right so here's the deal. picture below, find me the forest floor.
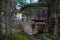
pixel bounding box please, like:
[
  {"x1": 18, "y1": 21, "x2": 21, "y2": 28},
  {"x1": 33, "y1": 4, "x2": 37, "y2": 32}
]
[
  {"x1": 3, "y1": 29, "x2": 60, "y2": 40},
  {"x1": 12, "y1": 29, "x2": 60, "y2": 40}
]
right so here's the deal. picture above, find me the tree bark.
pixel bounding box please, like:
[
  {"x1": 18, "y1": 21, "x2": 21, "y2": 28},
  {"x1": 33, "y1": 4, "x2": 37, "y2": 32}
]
[
  {"x1": 48, "y1": 0, "x2": 58, "y2": 35},
  {"x1": 0, "y1": 0, "x2": 2, "y2": 40},
  {"x1": 5, "y1": 0, "x2": 12, "y2": 40}
]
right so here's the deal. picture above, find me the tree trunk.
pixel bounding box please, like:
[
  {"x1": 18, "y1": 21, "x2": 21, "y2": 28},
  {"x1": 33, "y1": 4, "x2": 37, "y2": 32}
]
[
  {"x1": 5, "y1": 0, "x2": 12, "y2": 40},
  {"x1": 0, "y1": 14, "x2": 2, "y2": 40},
  {"x1": 0, "y1": 0, "x2": 2, "y2": 40},
  {"x1": 48, "y1": 0, "x2": 58, "y2": 35}
]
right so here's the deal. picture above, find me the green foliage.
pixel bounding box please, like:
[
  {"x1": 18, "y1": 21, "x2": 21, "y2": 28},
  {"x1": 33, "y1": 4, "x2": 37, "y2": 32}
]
[
  {"x1": 2, "y1": 29, "x2": 60, "y2": 40},
  {"x1": 12, "y1": 29, "x2": 28, "y2": 40},
  {"x1": 44, "y1": 37, "x2": 52, "y2": 40},
  {"x1": 2, "y1": 21, "x2": 5, "y2": 29},
  {"x1": 12, "y1": 34, "x2": 28, "y2": 40},
  {"x1": 33, "y1": 33, "x2": 60, "y2": 40},
  {"x1": 2, "y1": 33, "x2": 6, "y2": 40}
]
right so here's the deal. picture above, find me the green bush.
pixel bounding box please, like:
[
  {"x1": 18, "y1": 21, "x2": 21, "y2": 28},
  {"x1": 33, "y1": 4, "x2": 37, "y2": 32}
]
[
  {"x1": 33, "y1": 33, "x2": 60, "y2": 40},
  {"x1": 12, "y1": 34, "x2": 28, "y2": 40},
  {"x1": 2, "y1": 34, "x2": 6, "y2": 40}
]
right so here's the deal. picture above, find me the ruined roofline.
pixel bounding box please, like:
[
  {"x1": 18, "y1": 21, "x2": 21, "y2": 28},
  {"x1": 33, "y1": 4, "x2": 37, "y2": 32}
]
[{"x1": 20, "y1": 2, "x2": 47, "y2": 11}]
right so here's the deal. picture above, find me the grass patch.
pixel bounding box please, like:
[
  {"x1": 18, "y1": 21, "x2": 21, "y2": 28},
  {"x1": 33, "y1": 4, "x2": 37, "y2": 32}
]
[{"x1": 12, "y1": 34, "x2": 28, "y2": 40}]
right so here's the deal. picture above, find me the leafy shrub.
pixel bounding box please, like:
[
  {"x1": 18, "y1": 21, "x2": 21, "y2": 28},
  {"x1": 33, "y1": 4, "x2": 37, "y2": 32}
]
[
  {"x1": 33, "y1": 33, "x2": 60, "y2": 40},
  {"x1": 12, "y1": 35, "x2": 27, "y2": 40},
  {"x1": 2, "y1": 34, "x2": 6, "y2": 40}
]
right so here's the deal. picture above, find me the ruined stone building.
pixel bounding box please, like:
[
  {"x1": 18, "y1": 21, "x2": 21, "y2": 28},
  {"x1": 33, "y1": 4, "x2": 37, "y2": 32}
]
[{"x1": 20, "y1": 0, "x2": 60, "y2": 35}]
